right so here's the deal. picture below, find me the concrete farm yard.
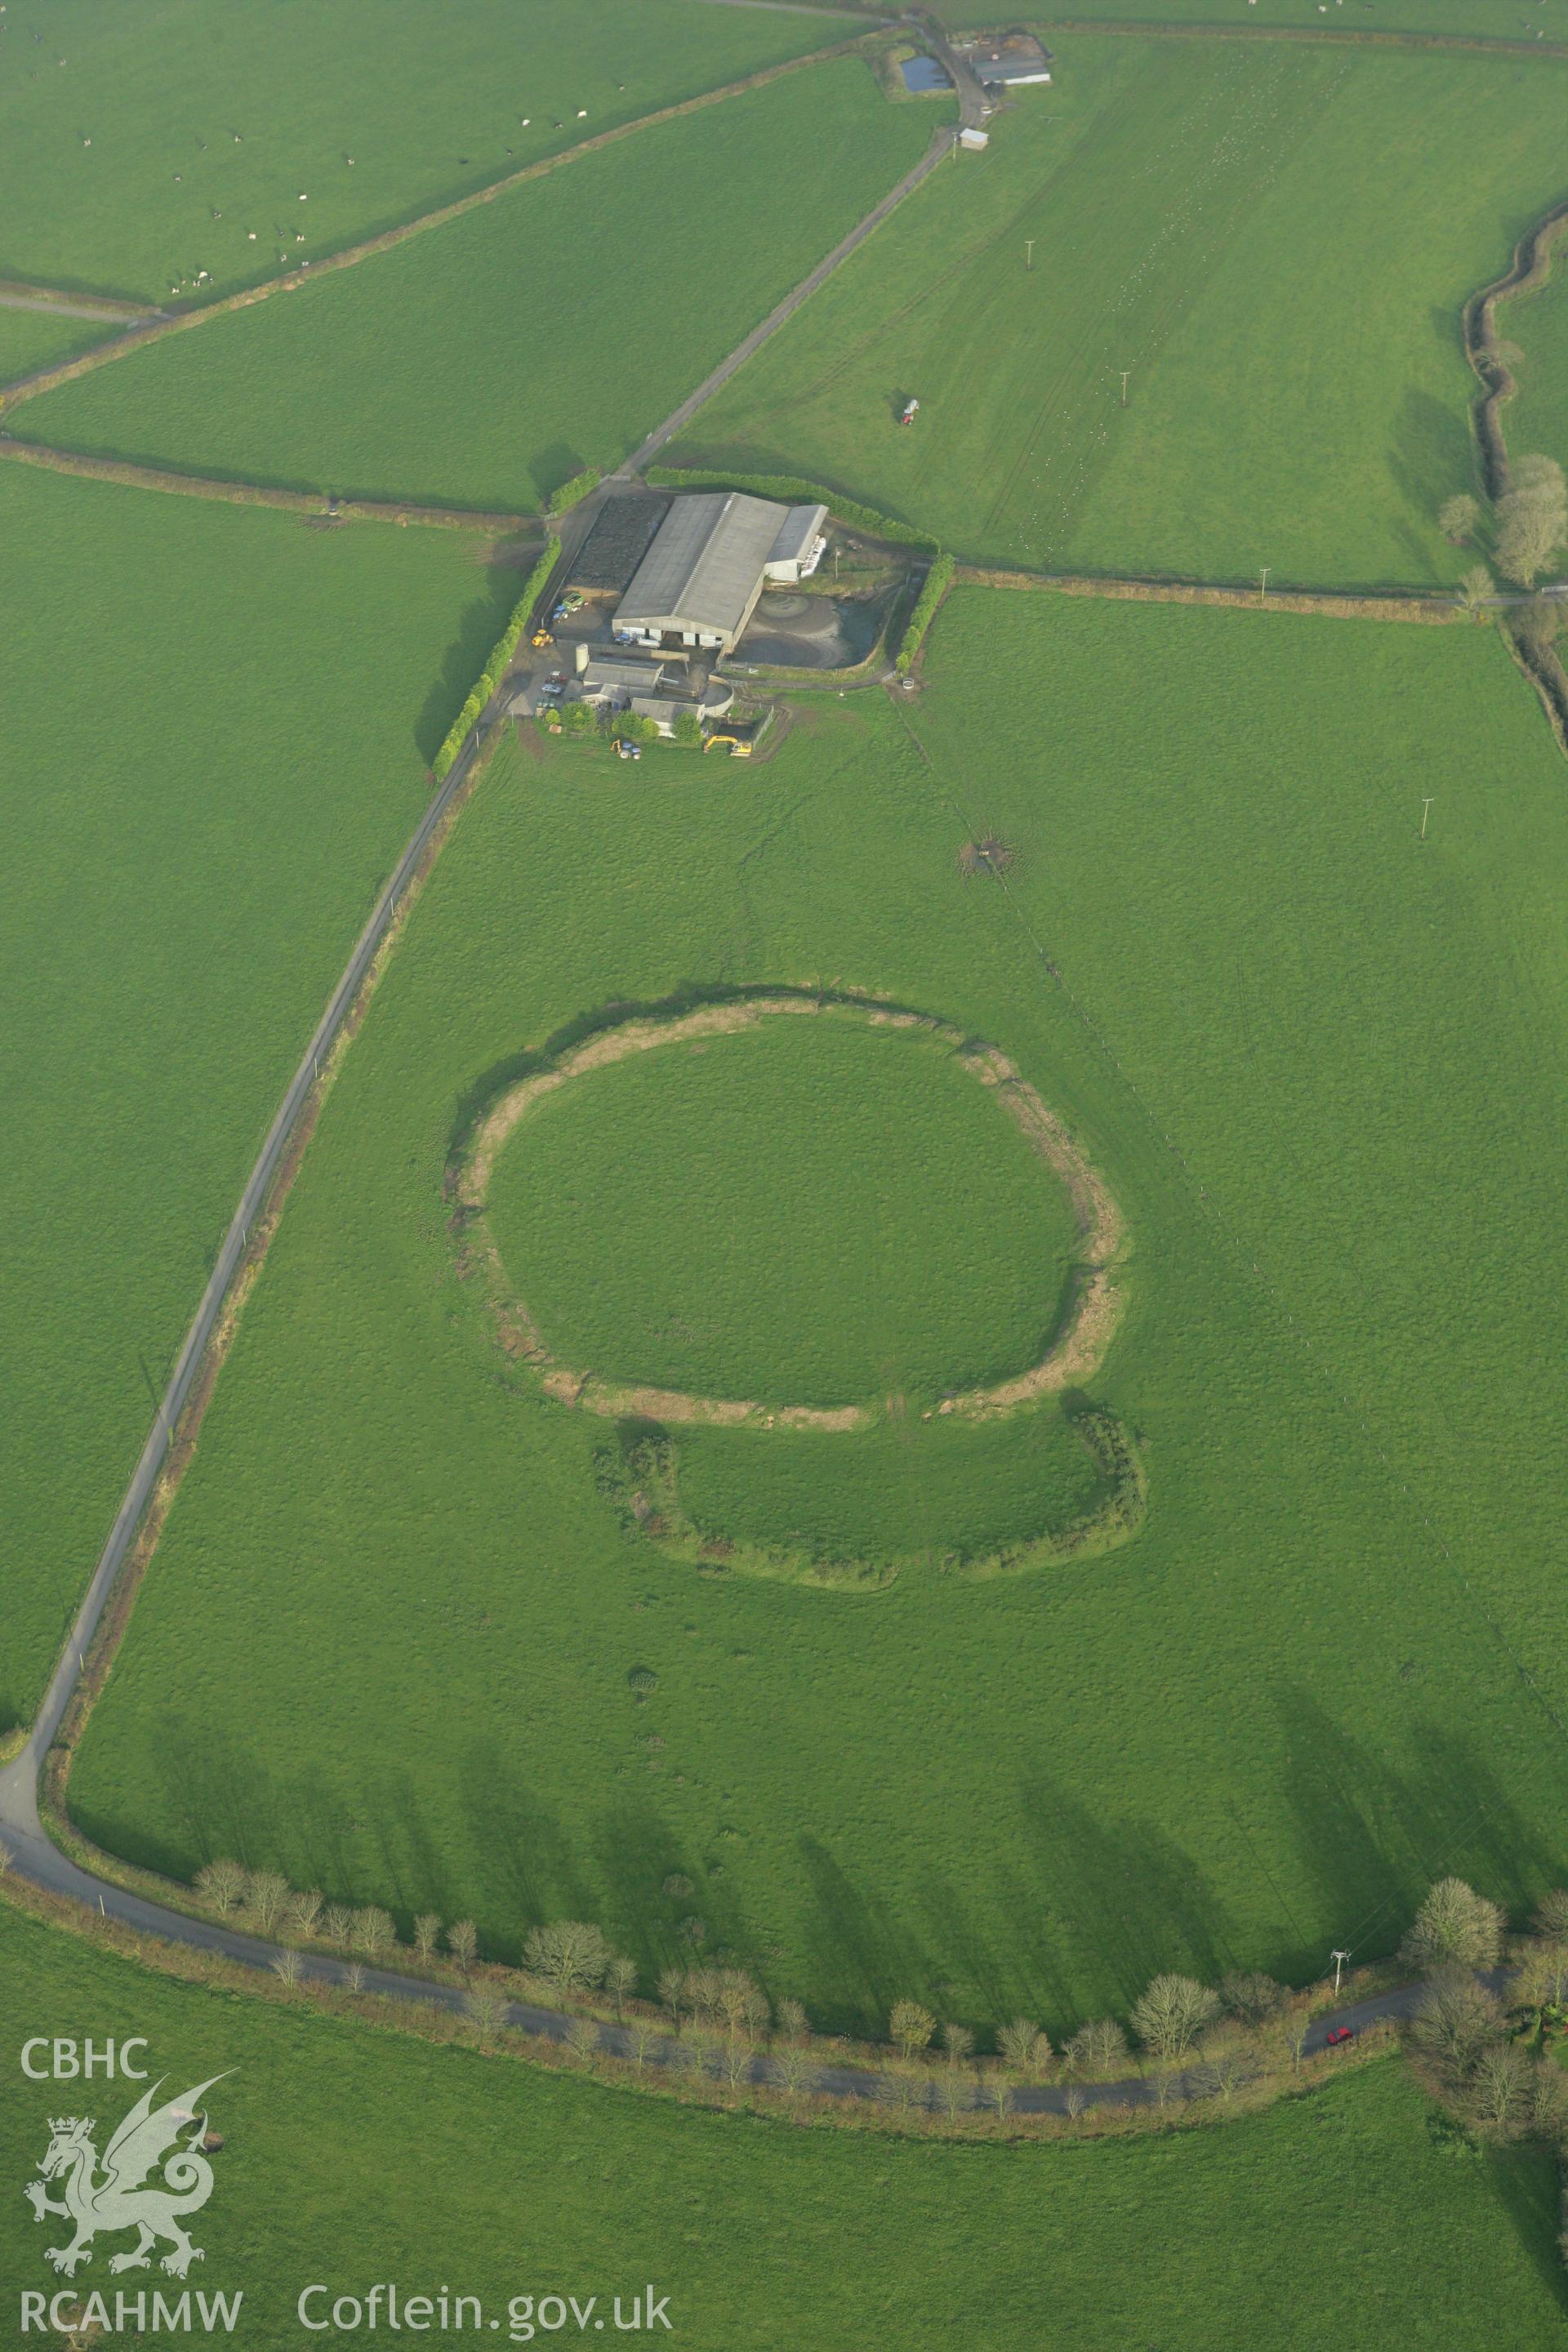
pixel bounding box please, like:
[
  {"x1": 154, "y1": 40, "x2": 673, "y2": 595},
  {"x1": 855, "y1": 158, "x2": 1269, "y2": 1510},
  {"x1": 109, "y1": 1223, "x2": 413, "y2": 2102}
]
[{"x1": 8, "y1": 0, "x2": 1568, "y2": 2336}]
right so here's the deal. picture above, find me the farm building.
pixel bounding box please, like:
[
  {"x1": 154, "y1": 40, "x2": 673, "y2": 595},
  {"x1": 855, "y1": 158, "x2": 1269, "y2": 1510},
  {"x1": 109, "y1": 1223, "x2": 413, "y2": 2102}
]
[
  {"x1": 954, "y1": 33, "x2": 1052, "y2": 85},
  {"x1": 614, "y1": 491, "x2": 826, "y2": 652},
  {"x1": 764, "y1": 502, "x2": 829, "y2": 583}
]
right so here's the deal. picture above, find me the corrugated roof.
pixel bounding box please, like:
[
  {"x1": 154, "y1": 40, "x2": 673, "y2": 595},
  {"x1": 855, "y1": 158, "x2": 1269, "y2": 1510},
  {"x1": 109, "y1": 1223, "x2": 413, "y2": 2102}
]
[
  {"x1": 767, "y1": 504, "x2": 828, "y2": 566},
  {"x1": 615, "y1": 492, "x2": 787, "y2": 639}
]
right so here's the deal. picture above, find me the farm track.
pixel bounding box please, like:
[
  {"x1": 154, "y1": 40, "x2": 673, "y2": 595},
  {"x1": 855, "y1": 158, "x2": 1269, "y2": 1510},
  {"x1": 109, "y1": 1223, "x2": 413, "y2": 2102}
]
[
  {"x1": 0, "y1": 436, "x2": 540, "y2": 536},
  {"x1": 0, "y1": 287, "x2": 159, "y2": 324}
]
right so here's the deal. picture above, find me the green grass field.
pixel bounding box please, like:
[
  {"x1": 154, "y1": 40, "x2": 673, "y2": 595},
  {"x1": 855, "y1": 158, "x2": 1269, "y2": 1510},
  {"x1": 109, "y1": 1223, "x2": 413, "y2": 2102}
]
[
  {"x1": 66, "y1": 592, "x2": 1568, "y2": 2038},
  {"x1": 1501, "y1": 238, "x2": 1568, "y2": 486},
  {"x1": 0, "y1": 0, "x2": 840, "y2": 304},
  {"x1": 0, "y1": 301, "x2": 122, "y2": 381},
  {"x1": 484, "y1": 1013, "x2": 1080, "y2": 1409},
  {"x1": 943, "y1": 0, "x2": 1568, "y2": 31},
  {"x1": 0, "y1": 462, "x2": 523, "y2": 1735},
  {"x1": 2, "y1": 1901, "x2": 1563, "y2": 2349},
  {"x1": 668, "y1": 36, "x2": 1568, "y2": 586},
  {"x1": 12, "y1": 60, "x2": 937, "y2": 512}
]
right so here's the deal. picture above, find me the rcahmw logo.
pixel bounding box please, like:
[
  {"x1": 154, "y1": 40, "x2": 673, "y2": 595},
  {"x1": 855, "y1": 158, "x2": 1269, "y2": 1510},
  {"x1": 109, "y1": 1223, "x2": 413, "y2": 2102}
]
[{"x1": 19, "y1": 2039, "x2": 242, "y2": 2335}]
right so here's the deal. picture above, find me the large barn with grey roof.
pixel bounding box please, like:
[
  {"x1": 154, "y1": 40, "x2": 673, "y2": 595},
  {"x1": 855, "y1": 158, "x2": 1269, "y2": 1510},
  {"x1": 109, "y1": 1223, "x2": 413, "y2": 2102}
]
[{"x1": 613, "y1": 491, "x2": 827, "y2": 653}]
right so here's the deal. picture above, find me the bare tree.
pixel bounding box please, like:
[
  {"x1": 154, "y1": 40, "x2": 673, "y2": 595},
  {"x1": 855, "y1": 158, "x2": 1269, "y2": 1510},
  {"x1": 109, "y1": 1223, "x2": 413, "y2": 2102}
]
[
  {"x1": 1494, "y1": 456, "x2": 1568, "y2": 588},
  {"x1": 1513, "y1": 1940, "x2": 1568, "y2": 2016},
  {"x1": 1130, "y1": 1976, "x2": 1220, "y2": 2064},
  {"x1": 287, "y1": 1887, "x2": 323, "y2": 1940},
  {"x1": 564, "y1": 2018, "x2": 601, "y2": 2066},
  {"x1": 465, "y1": 1985, "x2": 509, "y2": 2044},
  {"x1": 526, "y1": 1920, "x2": 613, "y2": 1994},
  {"x1": 683, "y1": 1967, "x2": 720, "y2": 2023},
  {"x1": 722, "y1": 2037, "x2": 754, "y2": 2098},
  {"x1": 322, "y1": 1904, "x2": 354, "y2": 1951},
  {"x1": 626, "y1": 2017, "x2": 662, "y2": 2070},
  {"x1": 246, "y1": 1870, "x2": 291, "y2": 1934},
  {"x1": 1062, "y1": 2080, "x2": 1088, "y2": 2123},
  {"x1": 657, "y1": 1967, "x2": 687, "y2": 2031},
  {"x1": 997, "y1": 2018, "x2": 1050, "y2": 2075},
  {"x1": 1532, "y1": 1889, "x2": 1568, "y2": 1940},
  {"x1": 1466, "y1": 2041, "x2": 1532, "y2": 2137},
  {"x1": 446, "y1": 1918, "x2": 479, "y2": 1977},
  {"x1": 1459, "y1": 563, "x2": 1494, "y2": 617},
  {"x1": 605, "y1": 1956, "x2": 638, "y2": 2020},
  {"x1": 1064, "y1": 2017, "x2": 1129, "y2": 2077},
  {"x1": 194, "y1": 1859, "x2": 247, "y2": 1915},
  {"x1": 773, "y1": 2038, "x2": 815, "y2": 2103},
  {"x1": 344, "y1": 1961, "x2": 367, "y2": 1996},
  {"x1": 0, "y1": 1839, "x2": 12, "y2": 1876},
  {"x1": 270, "y1": 1946, "x2": 303, "y2": 1988},
  {"x1": 940, "y1": 2020, "x2": 975, "y2": 2068},
  {"x1": 1191, "y1": 2030, "x2": 1261, "y2": 2105},
  {"x1": 715, "y1": 1970, "x2": 762, "y2": 2036},
  {"x1": 889, "y1": 2000, "x2": 936, "y2": 2060},
  {"x1": 938, "y1": 2065, "x2": 969, "y2": 2123},
  {"x1": 412, "y1": 1913, "x2": 443, "y2": 1963},
  {"x1": 1409, "y1": 1970, "x2": 1506, "y2": 2082},
  {"x1": 981, "y1": 2073, "x2": 1011, "y2": 2122},
  {"x1": 353, "y1": 1907, "x2": 395, "y2": 1963},
  {"x1": 1220, "y1": 1971, "x2": 1285, "y2": 2027},
  {"x1": 1400, "y1": 1878, "x2": 1503, "y2": 1974},
  {"x1": 1438, "y1": 492, "x2": 1481, "y2": 546},
  {"x1": 775, "y1": 1996, "x2": 809, "y2": 2043}
]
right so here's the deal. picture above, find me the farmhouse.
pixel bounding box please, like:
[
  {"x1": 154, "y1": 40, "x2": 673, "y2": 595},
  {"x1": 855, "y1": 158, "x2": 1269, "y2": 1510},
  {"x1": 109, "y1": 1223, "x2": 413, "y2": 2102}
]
[{"x1": 614, "y1": 492, "x2": 828, "y2": 652}]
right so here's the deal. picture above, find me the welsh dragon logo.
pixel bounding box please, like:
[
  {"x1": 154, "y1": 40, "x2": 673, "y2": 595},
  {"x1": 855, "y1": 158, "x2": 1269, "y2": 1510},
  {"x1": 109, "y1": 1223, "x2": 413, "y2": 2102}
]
[{"x1": 24, "y1": 2075, "x2": 228, "y2": 2279}]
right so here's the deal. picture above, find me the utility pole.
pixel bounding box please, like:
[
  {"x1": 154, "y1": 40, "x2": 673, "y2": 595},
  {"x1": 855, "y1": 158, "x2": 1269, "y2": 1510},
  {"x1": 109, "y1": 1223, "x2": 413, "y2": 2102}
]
[
  {"x1": 1025, "y1": 238, "x2": 1035, "y2": 271},
  {"x1": 1330, "y1": 1949, "x2": 1350, "y2": 1995},
  {"x1": 1259, "y1": 565, "x2": 1271, "y2": 604},
  {"x1": 1119, "y1": 369, "x2": 1129, "y2": 408},
  {"x1": 1420, "y1": 795, "x2": 1433, "y2": 840}
]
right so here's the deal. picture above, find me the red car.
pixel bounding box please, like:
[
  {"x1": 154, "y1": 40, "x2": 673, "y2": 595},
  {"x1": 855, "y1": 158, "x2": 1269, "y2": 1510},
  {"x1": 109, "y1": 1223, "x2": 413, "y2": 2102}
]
[{"x1": 1325, "y1": 2026, "x2": 1354, "y2": 2047}]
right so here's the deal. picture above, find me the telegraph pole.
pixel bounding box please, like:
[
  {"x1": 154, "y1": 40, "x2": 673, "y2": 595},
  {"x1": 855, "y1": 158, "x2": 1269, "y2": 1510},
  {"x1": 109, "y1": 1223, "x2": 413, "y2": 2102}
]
[
  {"x1": 1259, "y1": 565, "x2": 1271, "y2": 604},
  {"x1": 1330, "y1": 1949, "x2": 1350, "y2": 1995},
  {"x1": 1025, "y1": 237, "x2": 1035, "y2": 271},
  {"x1": 1420, "y1": 795, "x2": 1433, "y2": 840},
  {"x1": 1119, "y1": 369, "x2": 1129, "y2": 408}
]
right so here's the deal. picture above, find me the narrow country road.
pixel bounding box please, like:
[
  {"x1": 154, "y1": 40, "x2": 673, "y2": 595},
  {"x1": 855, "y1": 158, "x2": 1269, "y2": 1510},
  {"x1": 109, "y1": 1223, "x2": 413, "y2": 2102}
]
[
  {"x1": 0, "y1": 1792, "x2": 1458, "y2": 2113},
  {"x1": 0, "y1": 38, "x2": 1479, "y2": 2127},
  {"x1": 0, "y1": 291, "x2": 160, "y2": 323}
]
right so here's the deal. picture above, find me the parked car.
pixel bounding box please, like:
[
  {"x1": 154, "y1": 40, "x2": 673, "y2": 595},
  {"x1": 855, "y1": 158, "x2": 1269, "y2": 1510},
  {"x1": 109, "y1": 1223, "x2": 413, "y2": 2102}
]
[{"x1": 1325, "y1": 2025, "x2": 1354, "y2": 2047}]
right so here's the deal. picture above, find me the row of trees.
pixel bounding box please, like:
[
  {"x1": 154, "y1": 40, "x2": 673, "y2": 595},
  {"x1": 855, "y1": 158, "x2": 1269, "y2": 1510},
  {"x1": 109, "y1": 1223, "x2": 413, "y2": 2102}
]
[{"x1": 184, "y1": 1852, "x2": 1568, "y2": 2140}]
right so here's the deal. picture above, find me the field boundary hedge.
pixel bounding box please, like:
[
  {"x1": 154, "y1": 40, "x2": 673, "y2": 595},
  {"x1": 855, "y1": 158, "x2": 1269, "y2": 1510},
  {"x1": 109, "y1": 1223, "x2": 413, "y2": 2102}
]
[
  {"x1": 895, "y1": 550, "x2": 956, "y2": 671},
  {"x1": 1042, "y1": 15, "x2": 1568, "y2": 58},
  {"x1": 0, "y1": 436, "x2": 537, "y2": 532},
  {"x1": 432, "y1": 538, "x2": 561, "y2": 780},
  {"x1": 646, "y1": 463, "x2": 939, "y2": 550},
  {"x1": 956, "y1": 563, "x2": 1466, "y2": 624},
  {"x1": 1462, "y1": 194, "x2": 1568, "y2": 501},
  {"x1": 0, "y1": 38, "x2": 886, "y2": 424},
  {"x1": 595, "y1": 1401, "x2": 1145, "y2": 1591}
]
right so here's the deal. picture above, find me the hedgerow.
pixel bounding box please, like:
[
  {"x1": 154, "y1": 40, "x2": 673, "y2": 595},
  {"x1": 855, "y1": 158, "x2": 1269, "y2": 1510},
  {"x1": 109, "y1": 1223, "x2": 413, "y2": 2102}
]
[
  {"x1": 894, "y1": 551, "x2": 954, "y2": 674},
  {"x1": 431, "y1": 537, "x2": 560, "y2": 780},
  {"x1": 645, "y1": 465, "x2": 937, "y2": 550},
  {"x1": 547, "y1": 466, "x2": 602, "y2": 516}
]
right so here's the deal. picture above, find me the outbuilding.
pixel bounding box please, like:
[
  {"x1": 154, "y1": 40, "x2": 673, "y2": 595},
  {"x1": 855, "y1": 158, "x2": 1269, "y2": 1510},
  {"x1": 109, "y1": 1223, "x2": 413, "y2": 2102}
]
[
  {"x1": 763, "y1": 503, "x2": 829, "y2": 585},
  {"x1": 614, "y1": 491, "x2": 793, "y2": 653}
]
